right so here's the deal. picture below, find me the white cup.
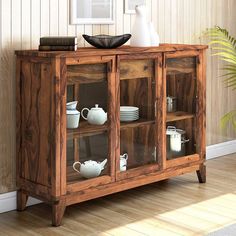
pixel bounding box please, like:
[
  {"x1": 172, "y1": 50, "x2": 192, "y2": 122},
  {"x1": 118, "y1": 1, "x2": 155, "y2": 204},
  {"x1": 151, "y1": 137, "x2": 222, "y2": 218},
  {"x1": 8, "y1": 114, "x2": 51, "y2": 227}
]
[{"x1": 67, "y1": 110, "x2": 80, "y2": 129}]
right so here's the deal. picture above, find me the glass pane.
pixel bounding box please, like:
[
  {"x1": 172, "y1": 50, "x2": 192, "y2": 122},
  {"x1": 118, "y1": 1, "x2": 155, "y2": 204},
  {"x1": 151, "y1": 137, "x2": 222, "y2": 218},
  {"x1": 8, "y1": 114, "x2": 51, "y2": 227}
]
[
  {"x1": 67, "y1": 85, "x2": 74, "y2": 102},
  {"x1": 166, "y1": 57, "x2": 197, "y2": 160},
  {"x1": 120, "y1": 59, "x2": 156, "y2": 171},
  {"x1": 66, "y1": 63, "x2": 110, "y2": 182},
  {"x1": 67, "y1": 133, "x2": 109, "y2": 183},
  {"x1": 120, "y1": 124, "x2": 156, "y2": 170}
]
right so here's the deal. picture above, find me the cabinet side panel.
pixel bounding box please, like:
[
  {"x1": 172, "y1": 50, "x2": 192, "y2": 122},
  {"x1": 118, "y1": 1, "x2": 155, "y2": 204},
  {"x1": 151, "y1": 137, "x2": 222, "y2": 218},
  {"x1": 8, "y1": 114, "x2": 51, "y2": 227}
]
[
  {"x1": 21, "y1": 60, "x2": 53, "y2": 187},
  {"x1": 16, "y1": 58, "x2": 22, "y2": 186},
  {"x1": 60, "y1": 58, "x2": 67, "y2": 196},
  {"x1": 197, "y1": 50, "x2": 206, "y2": 160}
]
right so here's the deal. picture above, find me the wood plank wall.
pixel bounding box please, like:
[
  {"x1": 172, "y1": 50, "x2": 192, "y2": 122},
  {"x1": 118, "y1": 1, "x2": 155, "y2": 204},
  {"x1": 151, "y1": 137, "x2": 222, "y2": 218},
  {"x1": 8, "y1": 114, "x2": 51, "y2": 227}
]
[{"x1": 0, "y1": 0, "x2": 235, "y2": 193}]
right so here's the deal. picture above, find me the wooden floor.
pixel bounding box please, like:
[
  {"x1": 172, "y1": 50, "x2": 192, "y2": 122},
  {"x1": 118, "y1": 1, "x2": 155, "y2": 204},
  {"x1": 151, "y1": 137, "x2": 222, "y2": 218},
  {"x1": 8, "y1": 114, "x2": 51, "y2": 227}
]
[{"x1": 0, "y1": 154, "x2": 236, "y2": 236}]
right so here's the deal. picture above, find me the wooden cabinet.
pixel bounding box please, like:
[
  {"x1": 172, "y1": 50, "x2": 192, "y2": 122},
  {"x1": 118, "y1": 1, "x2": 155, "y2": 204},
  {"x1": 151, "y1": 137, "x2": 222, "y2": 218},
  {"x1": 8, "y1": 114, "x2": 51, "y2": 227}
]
[{"x1": 15, "y1": 45, "x2": 207, "y2": 226}]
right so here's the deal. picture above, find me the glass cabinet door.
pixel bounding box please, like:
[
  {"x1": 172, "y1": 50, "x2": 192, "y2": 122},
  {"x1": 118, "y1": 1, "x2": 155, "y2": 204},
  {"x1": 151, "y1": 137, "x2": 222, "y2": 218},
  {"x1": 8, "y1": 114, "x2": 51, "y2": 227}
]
[
  {"x1": 117, "y1": 54, "x2": 162, "y2": 179},
  {"x1": 165, "y1": 53, "x2": 201, "y2": 166},
  {"x1": 66, "y1": 58, "x2": 116, "y2": 191}
]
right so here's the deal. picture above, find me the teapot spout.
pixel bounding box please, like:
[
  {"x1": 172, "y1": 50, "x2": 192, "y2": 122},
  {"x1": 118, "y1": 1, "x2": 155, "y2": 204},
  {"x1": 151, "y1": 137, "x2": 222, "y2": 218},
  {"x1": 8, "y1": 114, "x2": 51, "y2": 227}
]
[{"x1": 100, "y1": 159, "x2": 108, "y2": 170}]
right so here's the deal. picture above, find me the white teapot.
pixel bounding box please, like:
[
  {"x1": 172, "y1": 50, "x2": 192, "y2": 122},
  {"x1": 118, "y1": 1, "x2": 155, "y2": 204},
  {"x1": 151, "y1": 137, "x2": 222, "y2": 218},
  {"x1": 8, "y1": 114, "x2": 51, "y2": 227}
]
[
  {"x1": 73, "y1": 159, "x2": 107, "y2": 179},
  {"x1": 120, "y1": 153, "x2": 128, "y2": 172},
  {"x1": 81, "y1": 104, "x2": 107, "y2": 125}
]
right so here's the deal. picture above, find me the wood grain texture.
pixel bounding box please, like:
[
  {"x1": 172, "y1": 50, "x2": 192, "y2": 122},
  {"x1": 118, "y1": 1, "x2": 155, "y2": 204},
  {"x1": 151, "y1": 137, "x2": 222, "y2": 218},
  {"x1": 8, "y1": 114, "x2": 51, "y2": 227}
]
[
  {"x1": 106, "y1": 58, "x2": 117, "y2": 183},
  {"x1": 166, "y1": 111, "x2": 195, "y2": 122},
  {"x1": 52, "y1": 197, "x2": 66, "y2": 227},
  {"x1": 20, "y1": 60, "x2": 52, "y2": 186},
  {"x1": 59, "y1": 58, "x2": 67, "y2": 196},
  {"x1": 16, "y1": 58, "x2": 22, "y2": 188},
  {"x1": 15, "y1": 45, "x2": 208, "y2": 58},
  {"x1": 65, "y1": 163, "x2": 203, "y2": 207},
  {"x1": 156, "y1": 56, "x2": 165, "y2": 170},
  {"x1": 196, "y1": 163, "x2": 206, "y2": 183},
  {"x1": 120, "y1": 59, "x2": 154, "y2": 80},
  {"x1": 51, "y1": 58, "x2": 61, "y2": 198},
  {"x1": 16, "y1": 189, "x2": 28, "y2": 212},
  {"x1": 67, "y1": 63, "x2": 107, "y2": 84}
]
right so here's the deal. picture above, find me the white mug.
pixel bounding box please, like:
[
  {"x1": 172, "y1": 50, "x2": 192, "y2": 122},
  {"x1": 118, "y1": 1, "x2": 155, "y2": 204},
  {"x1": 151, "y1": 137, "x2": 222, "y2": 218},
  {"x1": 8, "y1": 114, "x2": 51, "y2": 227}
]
[{"x1": 67, "y1": 110, "x2": 80, "y2": 129}]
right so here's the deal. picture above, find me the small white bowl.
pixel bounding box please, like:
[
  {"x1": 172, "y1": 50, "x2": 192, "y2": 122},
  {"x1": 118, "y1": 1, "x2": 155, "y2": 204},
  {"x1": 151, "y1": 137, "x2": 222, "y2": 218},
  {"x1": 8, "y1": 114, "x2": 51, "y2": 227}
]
[{"x1": 66, "y1": 101, "x2": 78, "y2": 110}]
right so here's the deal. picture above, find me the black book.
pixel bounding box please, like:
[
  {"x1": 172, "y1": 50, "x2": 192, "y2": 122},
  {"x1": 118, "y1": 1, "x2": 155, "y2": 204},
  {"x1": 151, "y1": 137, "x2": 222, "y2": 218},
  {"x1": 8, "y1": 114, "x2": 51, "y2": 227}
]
[
  {"x1": 39, "y1": 45, "x2": 77, "y2": 51},
  {"x1": 40, "y1": 36, "x2": 77, "y2": 46}
]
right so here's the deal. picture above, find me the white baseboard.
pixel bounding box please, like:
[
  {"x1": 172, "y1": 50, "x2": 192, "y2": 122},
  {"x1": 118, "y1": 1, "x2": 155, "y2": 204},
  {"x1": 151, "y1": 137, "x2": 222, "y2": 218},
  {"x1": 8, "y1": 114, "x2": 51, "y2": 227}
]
[
  {"x1": 0, "y1": 140, "x2": 235, "y2": 214},
  {"x1": 0, "y1": 191, "x2": 41, "y2": 214},
  {"x1": 206, "y1": 139, "x2": 236, "y2": 160}
]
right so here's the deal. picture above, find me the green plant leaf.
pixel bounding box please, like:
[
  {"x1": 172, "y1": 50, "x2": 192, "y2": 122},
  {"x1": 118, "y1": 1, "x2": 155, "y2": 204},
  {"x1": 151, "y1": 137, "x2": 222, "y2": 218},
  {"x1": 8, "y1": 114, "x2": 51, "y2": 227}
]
[
  {"x1": 223, "y1": 76, "x2": 236, "y2": 83},
  {"x1": 220, "y1": 110, "x2": 236, "y2": 131},
  {"x1": 204, "y1": 26, "x2": 236, "y2": 132}
]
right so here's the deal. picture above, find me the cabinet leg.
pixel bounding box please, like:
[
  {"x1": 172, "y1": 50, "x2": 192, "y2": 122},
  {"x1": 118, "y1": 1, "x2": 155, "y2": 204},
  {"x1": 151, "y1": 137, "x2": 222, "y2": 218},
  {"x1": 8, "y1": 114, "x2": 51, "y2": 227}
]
[
  {"x1": 52, "y1": 199, "x2": 66, "y2": 227},
  {"x1": 196, "y1": 164, "x2": 206, "y2": 183},
  {"x1": 17, "y1": 190, "x2": 28, "y2": 211}
]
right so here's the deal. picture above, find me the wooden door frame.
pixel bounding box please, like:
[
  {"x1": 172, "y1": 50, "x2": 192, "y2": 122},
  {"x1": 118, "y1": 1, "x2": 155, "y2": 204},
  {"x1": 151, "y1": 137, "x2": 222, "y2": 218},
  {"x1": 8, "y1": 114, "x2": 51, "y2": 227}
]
[
  {"x1": 116, "y1": 53, "x2": 163, "y2": 181},
  {"x1": 163, "y1": 50, "x2": 205, "y2": 169},
  {"x1": 57, "y1": 56, "x2": 117, "y2": 195}
]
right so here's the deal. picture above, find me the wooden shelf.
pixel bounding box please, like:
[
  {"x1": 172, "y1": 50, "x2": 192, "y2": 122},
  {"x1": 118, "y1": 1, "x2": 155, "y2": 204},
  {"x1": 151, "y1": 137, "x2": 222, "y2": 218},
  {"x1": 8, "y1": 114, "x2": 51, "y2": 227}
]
[
  {"x1": 121, "y1": 119, "x2": 155, "y2": 129},
  {"x1": 68, "y1": 113, "x2": 194, "y2": 138},
  {"x1": 67, "y1": 119, "x2": 155, "y2": 139},
  {"x1": 67, "y1": 121, "x2": 108, "y2": 139},
  {"x1": 166, "y1": 111, "x2": 195, "y2": 122}
]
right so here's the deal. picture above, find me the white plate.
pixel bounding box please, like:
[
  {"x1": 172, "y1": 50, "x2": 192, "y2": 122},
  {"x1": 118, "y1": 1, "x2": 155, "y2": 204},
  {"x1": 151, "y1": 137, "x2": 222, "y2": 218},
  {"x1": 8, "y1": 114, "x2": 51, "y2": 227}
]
[
  {"x1": 120, "y1": 112, "x2": 139, "y2": 115},
  {"x1": 120, "y1": 116, "x2": 139, "y2": 119},
  {"x1": 120, "y1": 113, "x2": 139, "y2": 116},
  {"x1": 121, "y1": 118, "x2": 139, "y2": 122},
  {"x1": 120, "y1": 115, "x2": 139, "y2": 117},
  {"x1": 120, "y1": 109, "x2": 139, "y2": 112},
  {"x1": 120, "y1": 115, "x2": 139, "y2": 118},
  {"x1": 120, "y1": 106, "x2": 139, "y2": 112},
  {"x1": 120, "y1": 110, "x2": 139, "y2": 112}
]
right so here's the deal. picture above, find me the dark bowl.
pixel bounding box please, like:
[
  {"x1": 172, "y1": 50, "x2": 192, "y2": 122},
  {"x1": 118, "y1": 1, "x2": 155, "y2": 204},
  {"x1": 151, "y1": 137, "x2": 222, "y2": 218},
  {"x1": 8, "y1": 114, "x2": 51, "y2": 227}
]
[{"x1": 82, "y1": 34, "x2": 132, "y2": 49}]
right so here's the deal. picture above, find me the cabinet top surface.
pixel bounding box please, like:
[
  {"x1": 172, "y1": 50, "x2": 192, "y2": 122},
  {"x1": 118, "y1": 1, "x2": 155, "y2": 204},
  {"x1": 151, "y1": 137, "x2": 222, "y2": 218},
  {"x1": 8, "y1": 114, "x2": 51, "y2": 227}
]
[{"x1": 15, "y1": 44, "x2": 208, "y2": 58}]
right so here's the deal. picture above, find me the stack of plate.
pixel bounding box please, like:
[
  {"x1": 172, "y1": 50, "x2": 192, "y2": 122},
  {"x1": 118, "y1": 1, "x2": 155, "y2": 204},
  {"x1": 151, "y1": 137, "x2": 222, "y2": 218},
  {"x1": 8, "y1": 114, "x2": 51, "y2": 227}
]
[{"x1": 120, "y1": 106, "x2": 139, "y2": 122}]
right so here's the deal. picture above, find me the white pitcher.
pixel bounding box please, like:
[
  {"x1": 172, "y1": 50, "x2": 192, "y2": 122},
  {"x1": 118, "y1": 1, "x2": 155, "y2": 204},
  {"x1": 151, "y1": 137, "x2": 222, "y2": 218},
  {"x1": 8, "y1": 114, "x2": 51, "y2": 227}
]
[
  {"x1": 66, "y1": 101, "x2": 80, "y2": 129},
  {"x1": 148, "y1": 22, "x2": 160, "y2": 46},
  {"x1": 130, "y1": 5, "x2": 151, "y2": 47}
]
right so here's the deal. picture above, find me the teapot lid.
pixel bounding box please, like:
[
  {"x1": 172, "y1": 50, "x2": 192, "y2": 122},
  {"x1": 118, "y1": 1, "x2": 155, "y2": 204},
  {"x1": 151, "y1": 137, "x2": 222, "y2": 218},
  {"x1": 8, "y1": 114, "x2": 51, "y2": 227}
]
[
  {"x1": 84, "y1": 160, "x2": 95, "y2": 163},
  {"x1": 91, "y1": 104, "x2": 103, "y2": 110},
  {"x1": 83, "y1": 160, "x2": 98, "y2": 166}
]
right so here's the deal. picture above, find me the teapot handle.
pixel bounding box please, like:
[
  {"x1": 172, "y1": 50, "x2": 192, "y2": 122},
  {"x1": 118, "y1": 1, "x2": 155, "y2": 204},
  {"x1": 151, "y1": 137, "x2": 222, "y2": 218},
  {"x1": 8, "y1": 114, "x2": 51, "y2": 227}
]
[
  {"x1": 123, "y1": 153, "x2": 128, "y2": 160},
  {"x1": 81, "y1": 108, "x2": 89, "y2": 120},
  {"x1": 73, "y1": 162, "x2": 81, "y2": 173}
]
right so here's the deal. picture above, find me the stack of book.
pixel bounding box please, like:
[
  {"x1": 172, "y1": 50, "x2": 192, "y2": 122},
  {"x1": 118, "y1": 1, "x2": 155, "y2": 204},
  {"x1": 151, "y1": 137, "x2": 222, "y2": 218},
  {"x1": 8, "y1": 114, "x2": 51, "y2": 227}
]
[{"x1": 39, "y1": 36, "x2": 78, "y2": 51}]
